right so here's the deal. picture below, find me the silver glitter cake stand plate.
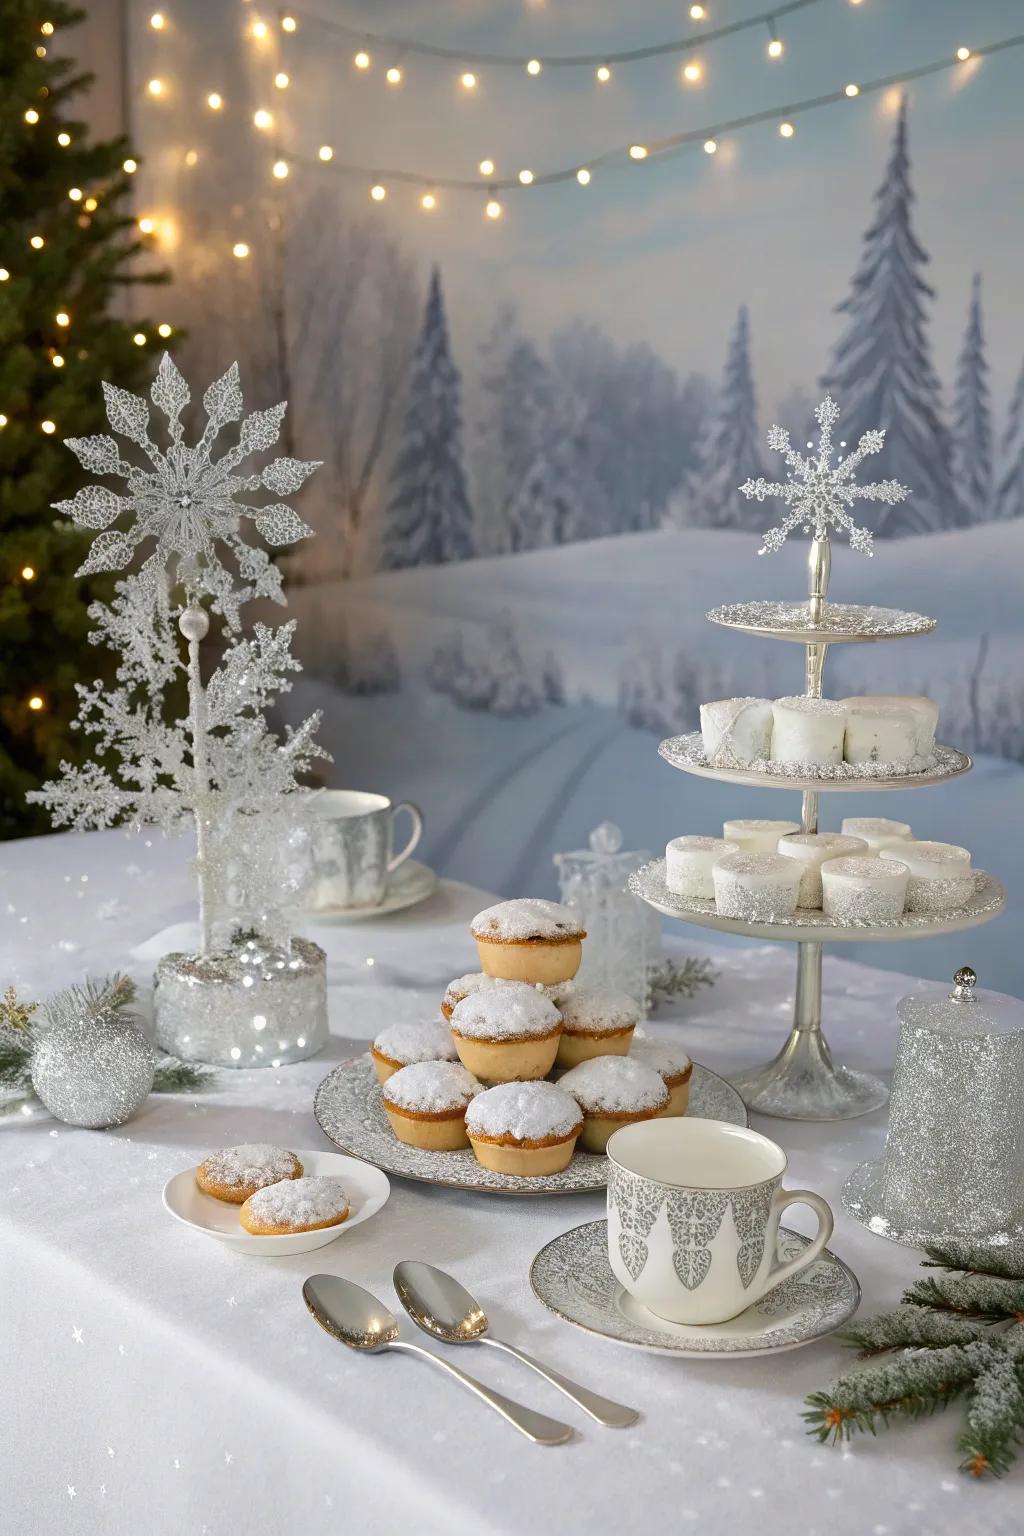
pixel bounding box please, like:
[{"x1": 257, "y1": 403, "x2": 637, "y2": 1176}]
[
  {"x1": 841, "y1": 1158, "x2": 1024, "y2": 1252},
  {"x1": 632, "y1": 535, "x2": 1006, "y2": 1122}
]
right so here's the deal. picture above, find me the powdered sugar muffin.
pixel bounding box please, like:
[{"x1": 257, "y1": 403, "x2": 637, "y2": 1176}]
[
  {"x1": 559, "y1": 1056, "x2": 669, "y2": 1153},
  {"x1": 449, "y1": 984, "x2": 562, "y2": 1082},
  {"x1": 441, "y1": 971, "x2": 564, "y2": 1021},
  {"x1": 239, "y1": 1176, "x2": 349, "y2": 1235},
  {"x1": 630, "y1": 1038, "x2": 694, "y2": 1117},
  {"x1": 196, "y1": 1144, "x2": 303, "y2": 1204},
  {"x1": 554, "y1": 987, "x2": 641, "y2": 1068},
  {"x1": 471, "y1": 898, "x2": 585, "y2": 985},
  {"x1": 465, "y1": 1081, "x2": 583, "y2": 1177},
  {"x1": 370, "y1": 1020, "x2": 458, "y2": 1084},
  {"x1": 382, "y1": 1061, "x2": 482, "y2": 1151}
]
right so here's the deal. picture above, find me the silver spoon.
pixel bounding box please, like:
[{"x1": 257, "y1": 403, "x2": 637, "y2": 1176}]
[
  {"x1": 393, "y1": 1260, "x2": 639, "y2": 1428},
  {"x1": 302, "y1": 1274, "x2": 572, "y2": 1446}
]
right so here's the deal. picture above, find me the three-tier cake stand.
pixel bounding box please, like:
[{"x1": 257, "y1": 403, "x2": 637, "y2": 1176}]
[{"x1": 630, "y1": 532, "x2": 1006, "y2": 1121}]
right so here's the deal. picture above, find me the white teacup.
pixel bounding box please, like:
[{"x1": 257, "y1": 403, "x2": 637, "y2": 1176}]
[
  {"x1": 307, "y1": 790, "x2": 423, "y2": 910},
  {"x1": 606, "y1": 1118, "x2": 833, "y2": 1326}
]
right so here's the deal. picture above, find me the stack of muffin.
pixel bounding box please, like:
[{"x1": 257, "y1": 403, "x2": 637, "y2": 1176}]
[{"x1": 368, "y1": 897, "x2": 692, "y2": 1180}]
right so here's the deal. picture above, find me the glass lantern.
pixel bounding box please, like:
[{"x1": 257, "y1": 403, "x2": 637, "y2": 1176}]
[{"x1": 554, "y1": 822, "x2": 662, "y2": 1013}]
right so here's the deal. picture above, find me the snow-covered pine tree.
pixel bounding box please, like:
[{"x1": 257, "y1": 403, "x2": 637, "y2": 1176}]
[
  {"x1": 994, "y1": 357, "x2": 1024, "y2": 521},
  {"x1": 821, "y1": 95, "x2": 956, "y2": 534},
  {"x1": 380, "y1": 267, "x2": 474, "y2": 569},
  {"x1": 951, "y1": 275, "x2": 993, "y2": 524},
  {"x1": 472, "y1": 304, "x2": 519, "y2": 556},
  {"x1": 676, "y1": 306, "x2": 762, "y2": 529},
  {"x1": 502, "y1": 338, "x2": 588, "y2": 551}
]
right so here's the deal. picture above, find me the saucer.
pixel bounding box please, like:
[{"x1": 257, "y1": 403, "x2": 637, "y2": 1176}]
[
  {"x1": 303, "y1": 860, "x2": 437, "y2": 924},
  {"x1": 162, "y1": 1150, "x2": 390, "y2": 1256},
  {"x1": 529, "y1": 1220, "x2": 860, "y2": 1358}
]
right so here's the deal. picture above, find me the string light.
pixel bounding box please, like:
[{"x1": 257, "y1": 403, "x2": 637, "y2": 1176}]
[
  {"x1": 704, "y1": 137, "x2": 718, "y2": 153},
  {"x1": 629, "y1": 144, "x2": 648, "y2": 159},
  {"x1": 133, "y1": 332, "x2": 147, "y2": 346},
  {"x1": 207, "y1": 93, "x2": 223, "y2": 110},
  {"x1": 0, "y1": 414, "x2": 7, "y2": 427},
  {"x1": 183, "y1": 150, "x2": 198, "y2": 167},
  {"x1": 518, "y1": 168, "x2": 534, "y2": 185},
  {"x1": 272, "y1": 159, "x2": 289, "y2": 178},
  {"x1": 576, "y1": 167, "x2": 591, "y2": 184},
  {"x1": 370, "y1": 182, "x2": 387, "y2": 201},
  {"x1": 596, "y1": 64, "x2": 611, "y2": 82},
  {"x1": 253, "y1": 108, "x2": 273, "y2": 129},
  {"x1": 40, "y1": 421, "x2": 56, "y2": 435},
  {"x1": 55, "y1": 310, "x2": 70, "y2": 326},
  {"x1": 0, "y1": 268, "x2": 8, "y2": 280},
  {"x1": 147, "y1": 78, "x2": 164, "y2": 97},
  {"x1": 354, "y1": 50, "x2": 370, "y2": 69},
  {"x1": 526, "y1": 58, "x2": 542, "y2": 75},
  {"x1": 24, "y1": 108, "x2": 40, "y2": 125},
  {"x1": 150, "y1": 11, "x2": 165, "y2": 29},
  {"x1": 478, "y1": 158, "x2": 495, "y2": 175},
  {"x1": 21, "y1": 566, "x2": 35, "y2": 580},
  {"x1": 36, "y1": 45, "x2": 46, "y2": 57},
  {"x1": 123, "y1": 156, "x2": 137, "y2": 172},
  {"x1": 28, "y1": 695, "x2": 45, "y2": 711},
  {"x1": 485, "y1": 198, "x2": 502, "y2": 219},
  {"x1": 318, "y1": 144, "x2": 333, "y2": 161},
  {"x1": 40, "y1": 20, "x2": 54, "y2": 34},
  {"x1": 956, "y1": 46, "x2": 971, "y2": 62},
  {"x1": 460, "y1": 71, "x2": 477, "y2": 89},
  {"x1": 281, "y1": 14, "x2": 297, "y2": 31},
  {"x1": 767, "y1": 20, "x2": 784, "y2": 59},
  {"x1": 138, "y1": 216, "x2": 156, "y2": 234},
  {"x1": 690, "y1": 3, "x2": 706, "y2": 17},
  {"x1": 274, "y1": 71, "x2": 289, "y2": 88},
  {"x1": 250, "y1": 19, "x2": 268, "y2": 40},
  {"x1": 779, "y1": 119, "x2": 795, "y2": 136},
  {"x1": 683, "y1": 61, "x2": 703, "y2": 82},
  {"x1": 158, "y1": 322, "x2": 173, "y2": 337},
  {"x1": 232, "y1": 242, "x2": 249, "y2": 259},
  {"x1": 845, "y1": 82, "x2": 859, "y2": 96},
  {"x1": 52, "y1": 353, "x2": 64, "y2": 367},
  {"x1": 68, "y1": 187, "x2": 82, "y2": 201},
  {"x1": 84, "y1": 195, "x2": 98, "y2": 210},
  {"x1": 420, "y1": 192, "x2": 436, "y2": 210},
  {"x1": 57, "y1": 131, "x2": 71, "y2": 146},
  {"x1": 29, "y1": 235, "x2": 44, "y2": 249},
  {"x1": 386, "y1": 66, "x2": 403, "y2": 84}
]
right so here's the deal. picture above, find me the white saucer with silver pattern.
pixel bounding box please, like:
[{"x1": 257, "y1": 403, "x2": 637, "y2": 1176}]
[
  {"x1": 314, "y1": 1054, "x2": 747, "y2": 1196},
  {"x1": 304, "y1": 859, "x2": 437, "y2": 923},
  {"x1": 530, "y1": 1219, "x2": 860, "y2": 1356}
]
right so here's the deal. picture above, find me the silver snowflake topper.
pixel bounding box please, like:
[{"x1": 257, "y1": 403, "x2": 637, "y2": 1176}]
[
  {"x1": 739, "y1": 395, "x2": 910, "y2": 557},
  {"x1": 54, "y1": 354, "x2": 320, "y2": 627}
]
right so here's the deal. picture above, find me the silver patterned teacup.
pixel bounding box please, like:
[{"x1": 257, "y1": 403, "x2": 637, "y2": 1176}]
[
  {"x1": 306, "y1": 790, "x2": 423, "y2": 910},
  {"x1": 606, "y1": 1118, "x2": 833, "y2": 1325}
]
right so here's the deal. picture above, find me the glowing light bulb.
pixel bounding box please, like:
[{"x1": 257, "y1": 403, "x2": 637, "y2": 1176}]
[
  {"x1": 133, "y1": 332, "x2": 146, "y2": 345},
  {"x1": 690, "y1": 3, "x2": 706, "y2": 16},
  {"x1": 478, "y1": 158, "x2": 495, "y2": 176},
  {"x1": 24, "y1": 108, "x2": 40, "y2": 124},
  {"x1": 55, "y1": 311, "x2": 70, "y2": 326},
  {"x1": 138, "y1": 217, "x2": 155, "y2": 234},
  {"x1": 183, "y1": 150, "x2": 198, "y2": 167},
  {"x1": 281, "y1": 14, "x2": 296, "y2": 30},
  {"x1": 57, "y1": 132, "x2": 71, "y2": 146},
  {"x1": 52, "y1": 353, "x2": 64, "y2": 367},
  {"x1": 0, "y1": 269, "x2": 8, "y2": 280},
  {"x1": 956, "y1": 46, "x2": 971, "y2": 62},
  {"x1": 683, "y1": 61, "x2": 702, "y2": 82},
  {"x1": 251, "y1": 20, "x2": 268, "y2": 39},
  {"x1": 123, "y1": 157, "x2": 137, "y2": 172},
  {"x1": 253, "y1": 109, "x2": 273, "y2": 129},
  {"x1": 318, "y1": 144, "x2": 333, "y2": 161},
  {"x1": 845, "y1": 82, "x2": 859, "y2": 96},
  {"x1": 207, "y1": 92, "x2": 223, "y2": 110},
  {"x1": 370, "y1": 183, "x2": 386, "y2": 201},
  {"x1": 354, "y1": 50, "x2": 370, "y2": 69},
  {"x1": 460, "y1": 71, "x2": 477, "y2": 89},
  {"x1": 40, "y1": 421, "x2": 56, "y2": 434},
  {"x1": 767, "y1": 38, "x2": 783, "y2": 58},
  {"x1": 596, "y1": 64, "x2": 611, "y2": 82},
  {"x1": 36, "y1": 45, "x2": 46, "y2": 56},
  {"x1": 21, "y1": 566, "x2": 35, "y2": 580},
  {"x1": 274, "y1": 71, "x2": 289, "y2": 88},
  {"x1": 150, "y1": 11, "x2": 165, "y2": 29},
  {"x1": 84, "y1": 195, "x2": 98, "y2": 210},
  {"x1": 779, "y1": 120, "x2": 795, "y2": 137},
  {"x1": 485, "y1": 198, "x2": 502, "y2": 219},
  {"x1": 386, "y1": 66, "x2": 402, "y2": 84},
  {"x1": 526, "y1": 58, "x2": 541, "y2": 75},
  {"x1": 29, "y1": 235, "x2": 44, "y2": 249},
  {"x1": 158, "y1": 322, "x2": 172, "y2": 337},
  {"x1": 272, "y1": 159, "x2": 288, "y2": 179},
  {"x1": 147, "y1": 78, "x2": 164, "y2": 97},
  {"x1": 629, "y1": 144, "x2": 648, "y2": 160},
  {"x1": 704, "y1": 138, "x2": 718, "y2": 154},
  {"x1": 576, "y1": 167, "x2": 591, "y2": 185},
  {"x1": 41, "y1": 20, "x2": 54, "y2": 34},
  {"x1": 68, "y1": 187, "x2": 82, "y2": 201},
  {"x1": 232, "y1": 241, "x2": 250, "y2": 259},
  {"x1": 421, "y1": 192, "x2": 436, "y2": 210},
  {"x1": 0, "y1": 414, "x2": 7, "y2": 427},
  {"x1": 518, "y1": 168, "x2": 534, "y2": 185},
  {"x1": 28, "y1": 695, "x2": 45, "y2": 710}
]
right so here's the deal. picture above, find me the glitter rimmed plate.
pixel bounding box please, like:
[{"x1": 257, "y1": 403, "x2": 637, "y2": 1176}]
[
  {"x1": 658, "y1": 733, "x2": 971, "y2": 792},
  {"x1": 313, "y1": 1054, "x2": 747, "y2": 1196},
  {"x1": 630, "y1": 860, "x2": 1006, "y2": 944},
  {"x1": 706, "y1": 599, "x2": 937, "y2": 644},
  {"x1": 529, "y1": 1221, "x2": 860, "y2": 1358},
  {"x1": 842, "y1": 1158, "x2": 1024, "y2": 1252},
  {"x1": 161, "y1": 1150, "x2": 390, "y2": 1255}
]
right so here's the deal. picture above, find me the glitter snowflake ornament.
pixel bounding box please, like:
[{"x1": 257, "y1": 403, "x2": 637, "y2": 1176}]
[
  {"x1": 56, "y1": 353, "x2": 320, "y2": 628},
  {"x1": 739, "y1": 395, "x2": 910, "y2": 556}
]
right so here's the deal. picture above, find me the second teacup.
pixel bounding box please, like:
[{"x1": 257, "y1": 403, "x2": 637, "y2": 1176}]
[{"x1": 307, "y1": 790, "x2": 423, "y2": 910}]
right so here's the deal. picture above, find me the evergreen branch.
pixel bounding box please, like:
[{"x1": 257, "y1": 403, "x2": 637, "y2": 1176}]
[
  {"x1": 151, "y1": 1057, "x2": 216, "y2": 1093},
  {"x1": 922, "y1": 1239, "x2": 1024, "y2": 1283},
  {"x1": 0, "y1": 987, "x2": 38, "y2": 1034},
  {"x1": 0, "y1": 1041, "x2": 35, "y2": 1093},
  {"x1": 959, "y1": 1357, "x2": 1024, "y2": 1478},
  {"x1": 841, "y1": 1308, "x2": 983, "y2": 1357},
  {"x1": 804, "y1": 1344, "x2": 986, "y2": 1444},
  {"x1": 42, "y1": 971, "x2": 137, "y2": 1032},
  {"x1": 904, "y1": 1273, "x2": 1024, "y2": 1323},
  {"x1": 648, "y1": 956, "x2": 717, "y2": 1008}
]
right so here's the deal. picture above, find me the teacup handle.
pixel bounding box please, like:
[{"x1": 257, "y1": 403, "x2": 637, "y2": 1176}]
[
  {"x1": 388, "y1": 801, "x2": 423, "y2": 873},
  {"x1": 763, "y1": 1188, "x2": 834, "y2": 1293}
]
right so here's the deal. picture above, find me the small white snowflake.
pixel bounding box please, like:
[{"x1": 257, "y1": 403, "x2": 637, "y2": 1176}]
[
  {"x1": 739, "y1": 395, "x2": 910, "y2": 556},
  {"x1": 71, "y1": 1325, "x2": 84, "y2": 1344}
]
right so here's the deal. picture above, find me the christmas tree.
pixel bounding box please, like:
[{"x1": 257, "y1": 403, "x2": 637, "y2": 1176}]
[
  {"x1": 951, "y1": 274, "x2": 993, "y2": 524},
  {"x1": 678, "y1": 305, "x2": 762, "y2": 529},
  {"x1": 380, "y1": 267, "x2": 474, "y2": 570},
  {"x1": 821, "y1": 94, "x2": 955, "y2": 534},
  {"x1": 995, "y1": 357, "x2": 1024, "y2": 521},
  {"x1": 0, "y1": 0, "x2": 170, "y2": 837}
]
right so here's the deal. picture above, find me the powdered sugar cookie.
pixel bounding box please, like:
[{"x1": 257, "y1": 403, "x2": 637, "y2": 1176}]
[
  {"x1": 196, "y1": 1144, "x2": 303, "y2": 1204},
  {"x1": 239, "y1": 1175, "x2": 349, "y2": 1235}
]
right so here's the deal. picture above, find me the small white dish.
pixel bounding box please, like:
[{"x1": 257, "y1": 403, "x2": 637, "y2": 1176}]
[
  {"x1": 161, "y1": 1150, "x2": 390, "y2": 1256},
  {"x1": 304, "y1": 859, "x2": 437, "y2": 924}
]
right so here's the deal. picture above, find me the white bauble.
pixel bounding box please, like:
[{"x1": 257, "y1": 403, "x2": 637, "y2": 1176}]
[{"x1": 31, "y1": 1013, "x2": 156, "y2": 1128}]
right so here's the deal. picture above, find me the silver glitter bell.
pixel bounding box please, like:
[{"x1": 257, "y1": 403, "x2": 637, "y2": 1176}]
[{"x1": 843, "y1": 966, "x2": 1024, "y2": 1247}]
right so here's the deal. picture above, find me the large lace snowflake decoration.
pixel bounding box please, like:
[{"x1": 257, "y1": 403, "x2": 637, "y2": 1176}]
[
  {"x1": 739, "y1": 395, "x2": 910, "y2": 557},
  {"x1": 54, "y1": 354, "x2": 320, "y2": 627}
]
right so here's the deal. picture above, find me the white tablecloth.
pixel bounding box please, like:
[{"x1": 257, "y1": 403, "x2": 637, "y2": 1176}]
[{"x1": 2, "y1": 829, "x2": 1018, "y2": 1536}]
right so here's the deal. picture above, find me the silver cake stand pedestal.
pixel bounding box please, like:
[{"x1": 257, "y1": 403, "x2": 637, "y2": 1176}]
[{"x1": 630, "y1": 535, "x2": 1006, "y2": 1122}]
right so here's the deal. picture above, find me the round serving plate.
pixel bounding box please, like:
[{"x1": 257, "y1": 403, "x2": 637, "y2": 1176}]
[
  {"x1": 658, "y1": 733, "x2": 971, "y2": 792},
  {"x1": 706, "y1": 599, "x2": 937, "y2": 644},
  {"x1": 313, "y1": 1054, "x2": 747, "y2": 1197},
  {"x1": 629, "y1": 860, "x2": 1006, "y2": 945},
  {"x1": 842, "y1": 1159, "x2": 1024, "y2": 1253},
  {"x1": 529, "y1": 1220, "x2": 860, "y2": 1358},
  {"x1": 303, "y1": 860, "x2": 437, "y2": 924}
]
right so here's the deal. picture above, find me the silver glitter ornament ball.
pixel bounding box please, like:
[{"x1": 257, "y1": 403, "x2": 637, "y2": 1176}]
[{"x1": 30, "y1": 1012, "x2": 156, "y2": 1128}]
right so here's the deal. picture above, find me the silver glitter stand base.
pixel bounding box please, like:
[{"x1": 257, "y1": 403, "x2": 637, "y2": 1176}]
[{"x1": 842, "y1": 1158, "x2": 1024, "y2": 1251}]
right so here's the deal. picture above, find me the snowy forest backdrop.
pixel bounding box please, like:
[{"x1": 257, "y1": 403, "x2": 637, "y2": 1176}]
[{"x1": 121, "y1": 0, "x2": 1024, "y2": 991}]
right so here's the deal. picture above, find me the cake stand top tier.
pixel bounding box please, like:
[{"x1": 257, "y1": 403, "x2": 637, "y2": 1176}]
[{"x1": 706, "y1": 599, "x2": 937, "y2": 645}]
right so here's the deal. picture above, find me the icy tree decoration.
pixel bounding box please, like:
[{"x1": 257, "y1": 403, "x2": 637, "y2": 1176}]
[
  {"x1": 554, "y1": 822, "x2": 661, "y2": 1012},
  {"x1": 29, "y1": 356, "x2": 330, "y2": 1068},
  {"x1": 739, "y1": 395, "x2": 911, "y2": 556}
]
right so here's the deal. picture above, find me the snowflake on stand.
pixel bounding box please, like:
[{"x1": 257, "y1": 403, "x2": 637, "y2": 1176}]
[
  {"x1": 56, "y1": 354, "x2": 320, "y2": 629},
  {"x1": 739, "y1": 395, "x2": 910, "y2": 556}
]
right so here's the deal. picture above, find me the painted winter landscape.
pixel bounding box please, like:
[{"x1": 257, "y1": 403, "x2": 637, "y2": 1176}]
[{"x1": 140, "y1": 0, "x2": 1023, "y2": 991}]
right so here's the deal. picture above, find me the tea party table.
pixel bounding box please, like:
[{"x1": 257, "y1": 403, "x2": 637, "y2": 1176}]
[{"x1": 2, "y1": 827, "x2": 1014, "y2": 1535}]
